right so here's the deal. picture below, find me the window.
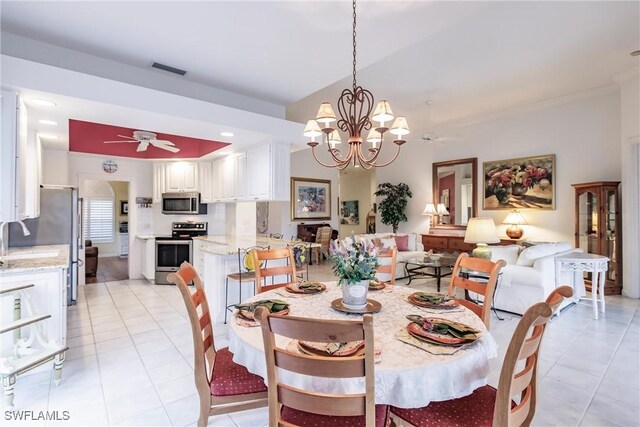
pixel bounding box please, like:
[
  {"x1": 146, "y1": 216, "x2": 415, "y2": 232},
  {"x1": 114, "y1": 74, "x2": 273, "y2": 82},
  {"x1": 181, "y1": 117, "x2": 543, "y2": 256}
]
[{"x1": 84, "y1": 198, "x2": 115, "y2": 243}]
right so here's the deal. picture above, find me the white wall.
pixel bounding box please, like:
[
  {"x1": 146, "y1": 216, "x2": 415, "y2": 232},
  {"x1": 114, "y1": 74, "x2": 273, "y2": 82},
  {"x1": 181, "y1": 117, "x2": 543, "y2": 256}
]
[
  {"x1": 376, "y1": 89, "x2": 622, "y2": 244},
  {"x1": 617, "y1": 70, "x2": 640, "y2": 298},
  {"x1": 339, "y1": 168, "x2": 375, "y2": 237},
  {"x1": 41, "y1": 149, "x2": 69, "y2": 186}
]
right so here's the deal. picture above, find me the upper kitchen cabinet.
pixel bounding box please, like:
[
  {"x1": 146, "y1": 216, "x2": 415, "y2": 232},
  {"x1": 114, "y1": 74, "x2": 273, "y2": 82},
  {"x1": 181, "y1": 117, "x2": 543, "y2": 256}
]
[
  {"x1": 1, "y1": 90, "x2": 40, "y2": 221},
  {"x1": 198, "y1": 161, "x2": 214, "y2": 203},
  {"x1": 245, "y1": 142, "x2": 290, "y2": 201},
  {"x1": 165, "y1": 161, "x2": 198, "y2": 193},
  {"x1": 152, "y1": 163, "x2": 165, "y2": 203}
]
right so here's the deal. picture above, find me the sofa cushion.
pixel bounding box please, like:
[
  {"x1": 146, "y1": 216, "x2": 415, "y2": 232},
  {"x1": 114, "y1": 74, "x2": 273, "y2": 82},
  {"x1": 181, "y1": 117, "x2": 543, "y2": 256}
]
[
  {"x1": 394, "y1": 235, "x2": 409, "y2": 251},
  {"x1": 489, "y1": 245, "x2": 520, "y2": 265},
  {"x1": 516, "y1": 242, "x2": 572, "y2": 267},
  {"x1": 381, "y1": 238, "x2": 396, "y2": 248}
]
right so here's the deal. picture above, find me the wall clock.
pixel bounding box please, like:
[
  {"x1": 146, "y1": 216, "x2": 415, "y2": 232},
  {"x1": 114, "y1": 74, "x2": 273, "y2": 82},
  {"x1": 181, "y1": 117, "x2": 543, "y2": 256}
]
[{"x1": 102, "y1": 160, "x2": 118, "y2": 174}]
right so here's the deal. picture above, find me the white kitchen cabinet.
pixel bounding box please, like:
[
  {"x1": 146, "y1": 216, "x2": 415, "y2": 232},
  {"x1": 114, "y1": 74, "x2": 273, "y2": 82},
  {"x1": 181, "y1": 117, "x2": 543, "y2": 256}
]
[
  {"x1": 140, "y1": 237, "x2": 155, "y2": 281},
  {"x1": 245, "y1": 142, "x2": 290, "y2": 201},
  {"x1": 233, "y1": 152, "x2": 247, "y2": 201},
  {"x1": 1, "y1": 90, "x2": 39, "y2": 221},
  {"x1": 211, "y1": 158, "x2": 223, "y2": 202},
  {"x1": 165, "y1": 162, "x2": 198, "y2": 193},
  {"x1": 152, "y1": 162, "x2": 165, "y2": 203},
  {"x1": 199, "y1": 161, "x2": 214, "y2": 203}
]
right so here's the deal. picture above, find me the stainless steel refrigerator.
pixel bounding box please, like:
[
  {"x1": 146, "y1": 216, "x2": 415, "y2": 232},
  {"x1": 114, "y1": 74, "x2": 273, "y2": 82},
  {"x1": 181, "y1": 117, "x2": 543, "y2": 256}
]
[{"x1": 8, "y1": 186, "x2": 81, "y2": 305}]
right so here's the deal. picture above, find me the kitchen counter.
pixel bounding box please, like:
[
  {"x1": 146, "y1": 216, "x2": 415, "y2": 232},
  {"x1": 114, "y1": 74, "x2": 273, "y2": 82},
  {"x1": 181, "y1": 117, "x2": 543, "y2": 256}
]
[
  {"x1": 0, "y1": 244, "x2": 69, "y2": 274},
  {"x1": 193, "y1": 235, "x2": 297, "y2": 255},
  {"x1": 136, "y1": 235, "x2": 156, "y2": 240}
]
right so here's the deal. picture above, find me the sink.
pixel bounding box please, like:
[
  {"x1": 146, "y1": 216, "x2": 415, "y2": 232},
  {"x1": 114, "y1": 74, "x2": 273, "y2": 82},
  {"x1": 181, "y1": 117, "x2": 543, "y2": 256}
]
[{"x1": 1, "y1": 251, "x2": 59, "y2": 261}]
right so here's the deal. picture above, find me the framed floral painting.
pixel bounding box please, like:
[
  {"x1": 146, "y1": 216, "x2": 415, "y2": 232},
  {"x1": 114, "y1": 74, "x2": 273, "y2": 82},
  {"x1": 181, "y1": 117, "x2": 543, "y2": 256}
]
[
  {"x1": 291, "y1": 177, "x2": 331, "y2": 220},
  {"x1": 483, "y1": 154, "x2": 555, "y2": 210}
]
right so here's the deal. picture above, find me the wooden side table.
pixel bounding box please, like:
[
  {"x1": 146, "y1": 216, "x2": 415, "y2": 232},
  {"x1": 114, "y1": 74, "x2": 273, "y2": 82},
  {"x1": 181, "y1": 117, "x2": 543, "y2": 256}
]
[{"x1": 555, "y1": 253, "x2": 609, "y2": 319}]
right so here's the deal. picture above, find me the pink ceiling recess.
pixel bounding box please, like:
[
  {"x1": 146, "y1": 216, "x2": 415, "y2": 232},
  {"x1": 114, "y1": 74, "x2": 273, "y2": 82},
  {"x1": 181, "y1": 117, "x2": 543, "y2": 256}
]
[{"x1": 69, "y1": 119, "x2": 230, "y2": 159}]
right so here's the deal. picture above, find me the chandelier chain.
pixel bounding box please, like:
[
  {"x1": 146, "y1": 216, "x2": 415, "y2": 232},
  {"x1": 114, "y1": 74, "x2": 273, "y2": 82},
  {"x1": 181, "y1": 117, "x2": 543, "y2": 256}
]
[{"x1": 352, "y1": 0, "x2": 357, "y2": 92}]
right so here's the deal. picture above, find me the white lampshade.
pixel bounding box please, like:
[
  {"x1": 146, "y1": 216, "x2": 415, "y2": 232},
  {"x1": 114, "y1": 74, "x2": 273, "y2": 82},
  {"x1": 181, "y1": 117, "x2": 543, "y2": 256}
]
[
  {"x1": 315, "y1": 102, "x2": 337, "y2": 125},
  {"x1": 436, "y1": 203, "x2": 449, "y2": 215},
  {"x1": 502, "y1": 210, "x2": 527, "y2": 225},
  {"x1": 366, "y1": 129, "x2": 382, "y2": 144},
  {"x1": 328, "y1": 130, "x2": 342, "y2": 146},
  {"x1": 303, "y1": 120, "x2": 322, "y2": 138},
  {"x1": 464, "y1": 217, "x2": 500, "y2": 244},
  {"x1": 390, "y1": 116, "x2": 410, "y2": 137},
  {"x1": 422, "y1": 203, "x2": 437, "y2": 215},
  {"x1": 372, "y1": 100, "x2": 394, "y2": 124}
]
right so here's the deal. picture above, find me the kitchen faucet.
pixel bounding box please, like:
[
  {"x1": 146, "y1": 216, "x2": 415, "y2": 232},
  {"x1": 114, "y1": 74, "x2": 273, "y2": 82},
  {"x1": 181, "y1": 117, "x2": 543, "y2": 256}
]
[{"x1": 0, "y1": 220, "x2": 31, "y2": 257}]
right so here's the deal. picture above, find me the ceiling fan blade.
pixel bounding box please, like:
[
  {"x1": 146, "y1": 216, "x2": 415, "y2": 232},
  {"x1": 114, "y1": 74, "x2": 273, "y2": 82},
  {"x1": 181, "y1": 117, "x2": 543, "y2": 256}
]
[
  {"x1": 104, "y1": 140, "x2": 138, "y2": 144},
  {"x1": 117, "y1": 135, "x2": 138, "y2": 140},
  {"x1": 151, "y1": 139, "x2": 176, "y2": 146},
  {"x1": 136, "y1": 141, "x2": 150, "y2": 152},
  {"x1": 158, "y1": 145, "x2": 180, "y2": 153}
]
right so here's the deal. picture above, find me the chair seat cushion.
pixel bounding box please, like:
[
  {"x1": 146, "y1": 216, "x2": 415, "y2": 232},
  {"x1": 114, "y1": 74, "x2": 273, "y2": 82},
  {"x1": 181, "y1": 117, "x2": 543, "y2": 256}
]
[
  {"x1": 210, "y1": 347, "x2": 267, "y2": 396},
  {"x1": 281, "y1": 404, "x2": 390, "y2": 427},
  {"x1": 392, "y1": 385, "x2": 508, "y2": 427}
]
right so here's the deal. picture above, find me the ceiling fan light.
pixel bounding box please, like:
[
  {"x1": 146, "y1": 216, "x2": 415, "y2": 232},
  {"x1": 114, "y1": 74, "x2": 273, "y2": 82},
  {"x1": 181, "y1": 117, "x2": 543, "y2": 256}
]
[
  {"x1": 316, "y1": 102, "x2": 337, "y2": 125},
  {"x1": 303, "y1": 120, "x2": 322, "y2": 138},
  {"x1": 372, "y1": 100, "x2": 394, "y2": 123},
  {"x1": 390, "y1": 116, "x2": 410, "y2": 137}
]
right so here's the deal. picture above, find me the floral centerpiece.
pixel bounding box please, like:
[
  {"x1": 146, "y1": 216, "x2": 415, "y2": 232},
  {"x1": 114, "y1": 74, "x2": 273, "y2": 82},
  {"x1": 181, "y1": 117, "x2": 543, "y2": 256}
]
[{"x1": 330, "y1": 239, "x2": 380, "y2": 309}]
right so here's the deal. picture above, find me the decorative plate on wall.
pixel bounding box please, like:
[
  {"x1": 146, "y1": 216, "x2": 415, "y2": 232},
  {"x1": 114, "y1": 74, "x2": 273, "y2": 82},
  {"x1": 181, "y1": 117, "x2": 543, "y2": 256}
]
[{"x1": 102, "y1": 160, "x2": 118, "y2": 174}]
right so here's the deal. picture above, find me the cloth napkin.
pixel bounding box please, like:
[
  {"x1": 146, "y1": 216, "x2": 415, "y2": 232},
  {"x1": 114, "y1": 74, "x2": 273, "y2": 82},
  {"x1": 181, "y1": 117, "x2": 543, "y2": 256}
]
[
  {"x1": 234, "y1": 299, "x2": 290, "y2": 313},
  {"x1": 406, "y1": 315, "x2": 480, "y2": 340},
  {"x1": 412, "y1": 292, "x2": 450, "y2": 304},
  {"x1": 297, "y1": 281, "x2": 325, "y2": 291}
]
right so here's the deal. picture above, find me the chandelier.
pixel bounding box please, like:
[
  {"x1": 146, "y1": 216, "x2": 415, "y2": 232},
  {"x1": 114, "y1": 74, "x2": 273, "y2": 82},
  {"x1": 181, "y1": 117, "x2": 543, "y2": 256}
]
[{"x1": 303, "y1": 0, "x2": 409, "y2": 169}]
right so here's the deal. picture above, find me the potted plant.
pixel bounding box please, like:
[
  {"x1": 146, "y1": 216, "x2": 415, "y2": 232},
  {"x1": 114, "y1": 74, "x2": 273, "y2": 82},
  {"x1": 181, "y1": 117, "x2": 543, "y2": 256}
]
[
  {"x1": 330, "y1": 239, "x2": 380, "y2": 310},
  {"x1": 374, "y1": 182, "x2": 413, "y2": 233}
]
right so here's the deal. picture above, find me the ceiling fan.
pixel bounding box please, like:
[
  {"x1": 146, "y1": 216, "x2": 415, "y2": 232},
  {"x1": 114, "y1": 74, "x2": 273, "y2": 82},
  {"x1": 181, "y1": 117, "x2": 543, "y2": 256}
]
[
  {"x1": 412, "y1": 101, "x2": 458, "y2": 145},
  {"x1": 104, "y1": 130, "x2": 180, "y2": 153}
]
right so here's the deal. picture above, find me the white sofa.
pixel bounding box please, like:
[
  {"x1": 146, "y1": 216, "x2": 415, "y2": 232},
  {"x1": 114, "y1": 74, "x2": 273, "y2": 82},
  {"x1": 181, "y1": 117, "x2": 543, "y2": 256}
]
[
  {"x1": 347, "y1": 232, "x2": 426, "y2": 279},
  {"x1": 485, "y1": 242, "x2": 585, "y2": 315}
]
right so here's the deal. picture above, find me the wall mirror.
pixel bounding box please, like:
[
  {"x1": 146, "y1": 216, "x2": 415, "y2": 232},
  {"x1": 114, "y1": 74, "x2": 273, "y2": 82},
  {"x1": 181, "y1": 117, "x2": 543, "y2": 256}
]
[{"x1": 432, "y1": 157, "x2": 478, "y2": 229}]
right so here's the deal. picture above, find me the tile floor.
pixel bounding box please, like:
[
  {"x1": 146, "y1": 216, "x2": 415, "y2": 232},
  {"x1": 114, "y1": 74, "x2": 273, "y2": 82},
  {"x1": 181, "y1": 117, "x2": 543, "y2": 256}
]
[{"x1": 2, "y1": 263, "x2": 639, "y2": 426}]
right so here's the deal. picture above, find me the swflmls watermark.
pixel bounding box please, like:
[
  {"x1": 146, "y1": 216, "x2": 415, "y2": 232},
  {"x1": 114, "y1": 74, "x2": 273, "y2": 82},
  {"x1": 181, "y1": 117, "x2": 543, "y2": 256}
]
[{"x1": 5, "y1": 410, "x2": 70, "y2": 421}]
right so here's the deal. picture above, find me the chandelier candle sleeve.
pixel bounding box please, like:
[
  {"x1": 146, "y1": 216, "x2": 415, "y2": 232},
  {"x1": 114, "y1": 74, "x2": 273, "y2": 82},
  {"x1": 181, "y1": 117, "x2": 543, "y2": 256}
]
[{"x1": 304, "y1": 0, "x2": 409, "y2": 169}]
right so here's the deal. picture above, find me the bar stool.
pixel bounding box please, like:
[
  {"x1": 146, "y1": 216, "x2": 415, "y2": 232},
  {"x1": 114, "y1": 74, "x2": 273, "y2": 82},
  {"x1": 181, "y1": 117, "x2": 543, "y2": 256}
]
[{"x1": 224, "y1": 246, "x2": 268, "y2": 323}]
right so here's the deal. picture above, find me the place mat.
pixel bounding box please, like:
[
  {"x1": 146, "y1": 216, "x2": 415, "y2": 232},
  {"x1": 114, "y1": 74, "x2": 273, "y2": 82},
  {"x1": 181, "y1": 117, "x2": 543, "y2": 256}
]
[
  {"x1": 395, "y1": 328, "x2": 477, "y2": 355},
  {"x1": 286, "y1": 281, "x2": 326, "y2": 294},
  {"x1": 285, "y1": 339, "x2": 383, "y2": 363},
  {"x1": 369, "y1": 281, "x2": 386, "y2": 291}
]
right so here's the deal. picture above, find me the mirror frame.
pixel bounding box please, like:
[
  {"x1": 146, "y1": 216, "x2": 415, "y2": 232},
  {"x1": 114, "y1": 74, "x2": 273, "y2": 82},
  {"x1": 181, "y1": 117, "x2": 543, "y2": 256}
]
[{"x1": 432, "y1": 157, "x2": 478, "y2": 230}]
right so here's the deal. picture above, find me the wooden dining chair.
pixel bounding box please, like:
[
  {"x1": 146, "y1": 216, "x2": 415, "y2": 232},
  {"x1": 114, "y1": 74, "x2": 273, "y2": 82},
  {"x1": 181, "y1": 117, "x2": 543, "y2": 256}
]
[
  {"x1": 255, "y1": 307, "x2": 390, "y2": 427},
  {"x1": 167, "y1": 262, "x2": 267, "y2": 427},
  {"x1": 391, "y1": 286, "x2": 574, "y2": 427},
  {"x1": 252, "y1": 247, "x2": 297, "y2": 294},
  {"x1": 290, "y1": 241, "x2": 311, "y2": 281},
  {"x1": 448, "y1": 253, "x2": 506, "y2": 329},
  {"x1": 224, "y1": 245, "x2": 268, "y2": 323},
  {"x1": 376, "y1": 246, "x2": 397, "y2": 286}
]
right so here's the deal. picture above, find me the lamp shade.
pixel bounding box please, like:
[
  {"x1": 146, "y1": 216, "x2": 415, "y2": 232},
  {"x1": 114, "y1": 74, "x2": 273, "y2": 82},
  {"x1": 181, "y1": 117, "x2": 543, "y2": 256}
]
[
  {"x1": 328, "y1": 130, "x2": 342, "y2": 145},
  {"x1": 436, "y1": 203, "x2": 449, "y2": 215},
  {"x1": 372, "y1": 100, "x2": 394, "y2": 123},
  {"x1": 366, "y1": 129, "x2": 382, "y2": 144},
  {"x1": 390, "y1": 116, "x2": 410, "y2": 137},
  {"x1": 464, "y1": 218, "x2": 500, "y2": 244},
  {"x1": 502, "y1": 210, "x2": 527, "y2": 225},
  {"x1": 422, "y1": 203, "x2": 437, "y2": 215},
  {"x1": 303, "y1": 120, "x2": 322, "y2": 138},
  {"x1": 315, "y1": 102, "x2": 337, "y2": 125}
]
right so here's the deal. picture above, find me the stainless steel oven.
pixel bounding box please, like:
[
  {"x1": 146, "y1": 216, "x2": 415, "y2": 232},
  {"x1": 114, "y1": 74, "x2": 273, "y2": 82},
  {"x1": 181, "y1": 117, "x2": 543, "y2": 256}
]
[{"x1": 155, "y1": 238, "x2": 192, "y2": 284}]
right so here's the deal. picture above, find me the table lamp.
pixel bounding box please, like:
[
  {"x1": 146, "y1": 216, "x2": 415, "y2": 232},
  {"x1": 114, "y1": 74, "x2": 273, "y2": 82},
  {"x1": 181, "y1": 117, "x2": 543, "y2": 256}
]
[
  {"x1": 502, "y1": 210, "x2": 527, "y2": 239},
  {"x1": 464, "y1": 217, "x2": 500, "y2": 259},
  {"x1": 436, "y1": 203, "x2": 449, "y2": 224},
  {"x1": 422, "y1": 203, "x2": 437, "y2": 227}
]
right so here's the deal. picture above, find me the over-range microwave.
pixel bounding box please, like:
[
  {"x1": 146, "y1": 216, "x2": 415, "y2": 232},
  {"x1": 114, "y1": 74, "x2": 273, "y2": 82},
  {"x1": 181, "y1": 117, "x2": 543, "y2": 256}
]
[{"x1": 161, "y1": 192, "x2": 208, "y2": 215}]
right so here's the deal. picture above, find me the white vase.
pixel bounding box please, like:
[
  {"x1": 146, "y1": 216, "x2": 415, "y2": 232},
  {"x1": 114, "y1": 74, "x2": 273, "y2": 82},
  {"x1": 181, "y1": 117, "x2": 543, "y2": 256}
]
[{"x1": 341, "y1": 279, "x2": 369, "y2": 310}]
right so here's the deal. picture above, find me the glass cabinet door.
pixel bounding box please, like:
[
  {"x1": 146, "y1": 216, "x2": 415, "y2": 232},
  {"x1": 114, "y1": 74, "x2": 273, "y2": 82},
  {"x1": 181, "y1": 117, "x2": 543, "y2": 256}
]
[
  {"x1": 577, "y1": 190, "x2": 599, "y2": 255},
  {"x1": 604, "y1": 189, "x2": 618, "y2": 281}
]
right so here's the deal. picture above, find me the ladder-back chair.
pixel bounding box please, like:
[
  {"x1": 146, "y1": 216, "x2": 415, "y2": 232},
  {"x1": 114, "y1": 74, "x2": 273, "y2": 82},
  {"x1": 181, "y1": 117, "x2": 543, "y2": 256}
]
[{"x1": 252, "y1": 247, "x2": 297, "y2": 294}]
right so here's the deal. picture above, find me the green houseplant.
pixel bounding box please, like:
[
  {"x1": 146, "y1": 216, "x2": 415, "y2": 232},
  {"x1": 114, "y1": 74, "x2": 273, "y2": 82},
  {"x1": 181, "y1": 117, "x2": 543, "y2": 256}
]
[{"x1": 374, "y1": 182, "x2": 413, "y2": 233}]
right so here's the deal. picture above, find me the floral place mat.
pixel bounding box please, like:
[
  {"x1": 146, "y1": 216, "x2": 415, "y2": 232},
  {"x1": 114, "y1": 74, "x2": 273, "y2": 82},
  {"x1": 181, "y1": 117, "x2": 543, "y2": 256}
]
[{"x1": 395, "y1": 328, "x2": 478, "y2": 355}]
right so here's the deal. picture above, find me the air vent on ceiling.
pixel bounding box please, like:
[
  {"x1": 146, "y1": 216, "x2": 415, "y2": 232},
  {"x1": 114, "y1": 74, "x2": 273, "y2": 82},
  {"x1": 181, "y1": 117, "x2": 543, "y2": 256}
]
[{"x1": 151, "y1": 62, "x2": 187, "y2": 76}]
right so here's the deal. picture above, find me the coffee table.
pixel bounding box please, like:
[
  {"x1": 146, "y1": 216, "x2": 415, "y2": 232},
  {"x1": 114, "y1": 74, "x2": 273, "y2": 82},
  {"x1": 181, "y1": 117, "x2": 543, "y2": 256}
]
[{"x1": 402, "y1": 256, "x2": 457, "y2": 292}]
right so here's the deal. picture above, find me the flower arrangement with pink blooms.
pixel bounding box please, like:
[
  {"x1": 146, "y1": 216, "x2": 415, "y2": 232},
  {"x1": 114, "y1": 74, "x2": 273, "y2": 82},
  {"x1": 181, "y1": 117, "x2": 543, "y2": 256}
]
[
  {"x1": 330, "y1": 239, "x2": 380, "y2": 285},
  {"x1": 487, "y1": 164, "x2": 550, "y2": 190}
]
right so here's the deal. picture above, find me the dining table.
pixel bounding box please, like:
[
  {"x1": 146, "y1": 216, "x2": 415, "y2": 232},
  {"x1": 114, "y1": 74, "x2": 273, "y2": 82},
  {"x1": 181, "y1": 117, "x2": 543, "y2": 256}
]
[{"x1": 227, "y1": 281, "x2": 498, "y2": 409}]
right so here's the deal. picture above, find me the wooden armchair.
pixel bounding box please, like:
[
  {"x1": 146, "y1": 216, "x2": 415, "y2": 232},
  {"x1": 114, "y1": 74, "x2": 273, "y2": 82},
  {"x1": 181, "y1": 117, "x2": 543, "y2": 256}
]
[{"x1": 168, "y1": 262, "x2": 267, "y2": 427}]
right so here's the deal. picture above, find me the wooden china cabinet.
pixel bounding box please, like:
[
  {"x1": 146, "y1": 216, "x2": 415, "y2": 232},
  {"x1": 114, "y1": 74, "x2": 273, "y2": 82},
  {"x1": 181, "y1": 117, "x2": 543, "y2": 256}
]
[{"x1": 572, "y1": 181, "x2": 622, "y2": 295}]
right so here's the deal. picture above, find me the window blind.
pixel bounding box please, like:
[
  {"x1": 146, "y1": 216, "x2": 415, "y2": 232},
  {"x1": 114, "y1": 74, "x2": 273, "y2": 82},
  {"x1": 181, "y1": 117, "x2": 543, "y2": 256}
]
[{"x1": 84, "y1": 198, "x2": 115, "y2": 243}]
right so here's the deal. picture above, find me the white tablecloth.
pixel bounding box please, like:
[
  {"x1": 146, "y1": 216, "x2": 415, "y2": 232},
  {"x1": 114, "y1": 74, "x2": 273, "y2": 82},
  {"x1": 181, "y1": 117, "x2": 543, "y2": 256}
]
[{"x1": 228, "y1": 282, "x2": 498, "y2": 409}]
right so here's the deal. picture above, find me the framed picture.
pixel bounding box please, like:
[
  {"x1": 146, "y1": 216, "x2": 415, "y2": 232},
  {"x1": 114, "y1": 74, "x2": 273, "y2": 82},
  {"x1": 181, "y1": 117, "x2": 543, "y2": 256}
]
[
  {"x1": 441, "y1": 188, "x2": 450, "y2": 209},
  {"x1": 340, "y1": 200, "x2": 359, "y2": 225},
  {"x1": 120, "y1": 200, "x2": 128, "y2": 215},
  {"x1": 291, "y1": 177, "x2": 331, "y2": 220},
  {"x1": 483, "y1": 154, "x2": 555, "y2": 210}
]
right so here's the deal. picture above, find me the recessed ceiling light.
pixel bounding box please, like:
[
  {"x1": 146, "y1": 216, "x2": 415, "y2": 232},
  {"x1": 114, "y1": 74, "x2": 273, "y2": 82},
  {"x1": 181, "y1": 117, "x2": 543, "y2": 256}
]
[
  {"x1": 38, "y1": 133, "x2": 59, "y2": 140},
  {"x1": 32, "y1": 99, "x2": 57, "y2": 107},
  {"x1": 220, "y1": 132, "x2": 234, "y2": 137},
  {"x1": 38, "y1": 119, "x2": 59, "y2": 126},
  {"x1": 631, "y1": 50, "x2": 640, "y2": 57}
]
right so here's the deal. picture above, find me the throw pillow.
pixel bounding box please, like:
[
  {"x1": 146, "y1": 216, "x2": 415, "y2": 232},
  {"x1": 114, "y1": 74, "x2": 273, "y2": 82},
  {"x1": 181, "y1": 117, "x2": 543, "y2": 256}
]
[
  {"x1": 394, "y1": 235, "x2": 409, "y2": 251},
  {"x1": 372, "y1": 238, "x2": 383, "y2": 248},
  {"x1": 381, "y1": 238, "x2": 396, "y2": 249},
  {"x1": 407, "y1": 233, "x2": 418, "y2": 251},
  {"x1": 489, "y1": 245, "x2": 520, "y2": 265},
  {"x1": 516, "y1": 242, "x2": 572, "y2": 267}
]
